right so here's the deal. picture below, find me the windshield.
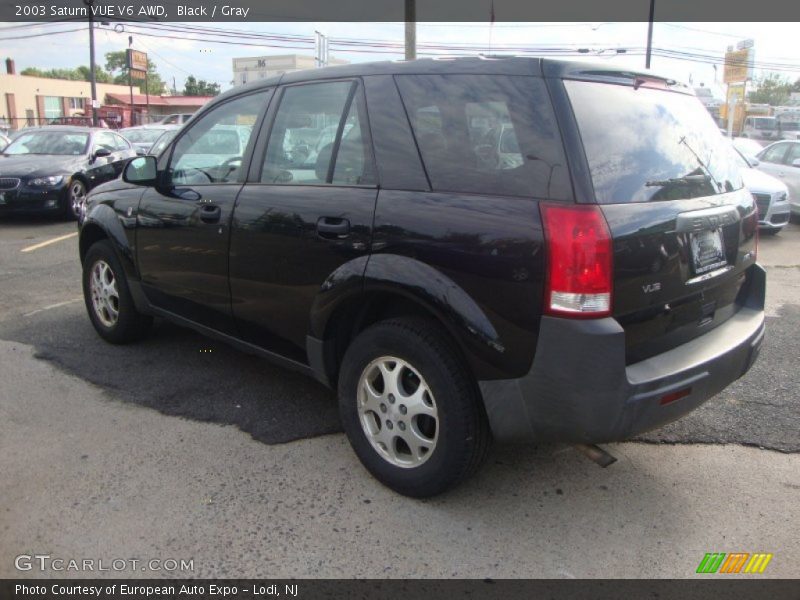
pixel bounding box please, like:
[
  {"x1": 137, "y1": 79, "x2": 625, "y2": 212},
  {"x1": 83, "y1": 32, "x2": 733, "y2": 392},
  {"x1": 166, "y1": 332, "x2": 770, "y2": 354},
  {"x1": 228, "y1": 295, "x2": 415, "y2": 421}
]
[
  {"x1": 121, "y1": 128, "x2": 165, "y2": 144},
  {"x1": 780, "y1": 121, "x2": 799, "y2": 131},
  {"x1": 753, "y1": 118, "x2": 776, "y2": 130},
  {"x1": 566, "y1": 80, "x2": 743, "y2": 203},
  {"x1": 4, "y1": 131, "x2": 89, "y2": 155}
]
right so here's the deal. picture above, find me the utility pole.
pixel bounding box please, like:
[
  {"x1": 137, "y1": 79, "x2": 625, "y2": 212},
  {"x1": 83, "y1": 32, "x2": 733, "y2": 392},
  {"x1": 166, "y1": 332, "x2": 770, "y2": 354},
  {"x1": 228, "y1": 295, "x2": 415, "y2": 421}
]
[
  {"x1": 314, "y1": 31, "x2": 329, "y2": 68},
  {"x1": 84, "y1": 0, "x2": 98, "y2": 125},
  {"x1": 128, "y1": 36, "x2": 134, "y2": 126},
  {"x1": 405, "y1": 0, "x2": 416, "y2": 60},
  {"x1": 645, "y1": 0, "x2": 655, "y2": 69}
]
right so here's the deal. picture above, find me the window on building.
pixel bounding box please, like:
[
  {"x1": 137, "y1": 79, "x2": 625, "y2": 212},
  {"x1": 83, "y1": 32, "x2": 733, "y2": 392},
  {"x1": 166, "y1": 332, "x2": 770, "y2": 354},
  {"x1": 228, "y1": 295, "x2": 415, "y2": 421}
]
[
  {"x1": 69, "y1": 98, "x2": 85, "y2": 110},
  {"x1": 43, "y1": 97, "x2": 63, "y2": 120}
]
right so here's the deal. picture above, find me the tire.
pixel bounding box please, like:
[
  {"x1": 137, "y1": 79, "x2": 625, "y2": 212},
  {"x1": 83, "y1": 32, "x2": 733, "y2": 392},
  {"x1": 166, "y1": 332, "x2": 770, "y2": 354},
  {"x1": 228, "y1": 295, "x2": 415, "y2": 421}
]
[
  {"x1": 63, "y1": 178, "x2": 87, "y2": 221},
  {"x1": 82, "y1": 240, "x2": 152, "y2": 344},
  {"x1": 338, "y1": 317, "x2": 491, "y2": 497},
  {"x1": 762, "y1": 227, "x2": 781, "y2": 236}
]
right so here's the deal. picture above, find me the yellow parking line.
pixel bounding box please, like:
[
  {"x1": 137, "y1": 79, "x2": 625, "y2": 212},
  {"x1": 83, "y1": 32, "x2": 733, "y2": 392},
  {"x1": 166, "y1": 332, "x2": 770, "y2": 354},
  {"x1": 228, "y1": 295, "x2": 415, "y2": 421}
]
[{"x1": 20, "y1": 232, "x2": 78, "y2": 253}]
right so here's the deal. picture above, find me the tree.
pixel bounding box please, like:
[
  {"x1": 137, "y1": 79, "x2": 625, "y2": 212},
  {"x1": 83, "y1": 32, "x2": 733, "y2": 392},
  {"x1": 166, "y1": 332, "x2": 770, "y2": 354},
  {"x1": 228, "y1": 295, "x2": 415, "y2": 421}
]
[
  {"x1": 104, "y1": 51, "x2": 167, "y2": 95},
  {"x1": 182, "y1": 75, "x2": 221, "y2": 97},
  {"x1": 747, "y1": 72, "x2": 792, "y2": 106},
  {"x1": 20, "y1": 66, "x2": 111, "y2": 83}
]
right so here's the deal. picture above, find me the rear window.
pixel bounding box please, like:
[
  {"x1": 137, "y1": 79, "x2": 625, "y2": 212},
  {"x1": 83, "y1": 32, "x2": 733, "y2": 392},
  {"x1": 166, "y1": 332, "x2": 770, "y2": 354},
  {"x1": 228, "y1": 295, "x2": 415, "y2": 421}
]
[
  {"x1": 566, "y1": 80, "x2": 743, "y2": 204},
  {"x1": 395, "y1": 74, "x2": 571, "y2": 200}
]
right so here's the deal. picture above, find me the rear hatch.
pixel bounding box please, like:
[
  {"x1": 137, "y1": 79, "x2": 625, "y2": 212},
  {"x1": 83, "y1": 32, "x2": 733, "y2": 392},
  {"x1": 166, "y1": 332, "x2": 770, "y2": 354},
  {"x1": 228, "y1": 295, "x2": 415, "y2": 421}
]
[{"x1": 565, "y1": 76, "x2": 758, "y2": 364}]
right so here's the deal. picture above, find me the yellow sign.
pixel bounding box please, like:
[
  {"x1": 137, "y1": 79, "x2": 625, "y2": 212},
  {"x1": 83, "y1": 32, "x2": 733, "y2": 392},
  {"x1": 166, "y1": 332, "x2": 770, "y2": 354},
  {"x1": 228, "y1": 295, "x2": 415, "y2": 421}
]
[
  {"x1": 127, "y1": 49, "x2": 148, "y2": 72},
  {"x1": 724, "y1": 48, "x2": 752, "y2": 83}
]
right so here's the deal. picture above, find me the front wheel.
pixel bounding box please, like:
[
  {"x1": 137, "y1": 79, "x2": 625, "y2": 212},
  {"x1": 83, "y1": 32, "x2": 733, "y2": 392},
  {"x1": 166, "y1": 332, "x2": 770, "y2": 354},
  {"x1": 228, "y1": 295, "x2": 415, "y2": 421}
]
[
  {"x1": 338, "y1": 317, "x2": 491, "y2": 497},
  {"x1": 64, "y1": 178, "x2": 87, "y2": 220},
  {"x1": 82, "y1": 240, "x2": 152, "y2": 344}
]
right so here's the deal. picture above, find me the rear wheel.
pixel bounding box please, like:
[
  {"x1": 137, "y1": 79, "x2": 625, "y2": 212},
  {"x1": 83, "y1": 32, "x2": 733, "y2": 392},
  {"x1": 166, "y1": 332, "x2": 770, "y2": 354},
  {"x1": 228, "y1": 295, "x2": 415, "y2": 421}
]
[
  {"x1": 83, "y1": 240, "x2": 152, "y2": 343},
  {"x1": 338, "y1": 317, "x2": 491, "y2": 497}
]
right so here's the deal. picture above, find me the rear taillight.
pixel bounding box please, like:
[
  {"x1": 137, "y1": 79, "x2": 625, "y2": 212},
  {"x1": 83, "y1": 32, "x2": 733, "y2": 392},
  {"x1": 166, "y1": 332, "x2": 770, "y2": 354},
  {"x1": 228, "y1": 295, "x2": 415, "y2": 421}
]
[{"x1": 541, "y1": 203, "x2": 613, "y2": 318}]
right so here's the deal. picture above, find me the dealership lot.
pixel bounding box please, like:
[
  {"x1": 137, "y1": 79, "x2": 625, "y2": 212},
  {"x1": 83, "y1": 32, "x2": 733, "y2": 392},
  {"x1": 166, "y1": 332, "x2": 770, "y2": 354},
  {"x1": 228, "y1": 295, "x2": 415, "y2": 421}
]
[{"x1": 0, "y1": 217, "x2": 798, "y2": 578}]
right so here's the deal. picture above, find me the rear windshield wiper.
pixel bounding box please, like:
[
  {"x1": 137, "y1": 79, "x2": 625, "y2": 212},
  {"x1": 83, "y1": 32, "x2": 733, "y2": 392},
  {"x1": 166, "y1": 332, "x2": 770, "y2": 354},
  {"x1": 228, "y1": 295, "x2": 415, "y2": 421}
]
[{"x1": 645, "y1": 174, "x2": 711, "y2": 187}]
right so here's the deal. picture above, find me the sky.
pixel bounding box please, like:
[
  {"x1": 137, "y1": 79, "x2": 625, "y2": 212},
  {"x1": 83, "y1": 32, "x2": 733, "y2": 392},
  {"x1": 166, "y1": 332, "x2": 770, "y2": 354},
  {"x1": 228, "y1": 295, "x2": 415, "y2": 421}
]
[{"x1": 1, "y1": 21, "x2": 799, "y2": 98}]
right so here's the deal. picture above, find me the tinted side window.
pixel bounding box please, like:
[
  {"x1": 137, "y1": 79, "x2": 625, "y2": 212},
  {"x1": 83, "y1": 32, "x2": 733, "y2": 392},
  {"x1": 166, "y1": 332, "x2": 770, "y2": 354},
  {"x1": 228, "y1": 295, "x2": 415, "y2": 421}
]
[
  {"x1": 261, "y1": 81, "x2": 374, "y2": 186},
  {"x1": 170, "y1": 92, "x2": 267, "y2": 185},
  {"x1": 761, "y1": 143, "x2": 789, "y2": 164},
  {"x1": 395, "y1": 74, "x2": 571, "y2": 199},
  {"x1": 332, "y1": 91, "x2": 375, "y2": 185}
]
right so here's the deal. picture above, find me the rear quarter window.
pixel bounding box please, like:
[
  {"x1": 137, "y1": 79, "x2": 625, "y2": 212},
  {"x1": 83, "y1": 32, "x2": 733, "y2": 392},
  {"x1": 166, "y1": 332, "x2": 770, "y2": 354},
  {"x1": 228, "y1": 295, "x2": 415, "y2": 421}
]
[
  {"x1": 566, "y1": 80, "x2": 743, "y2": 204},
  {"x1": 395, "y1": 74, "x2": 571, "y2": 200}
]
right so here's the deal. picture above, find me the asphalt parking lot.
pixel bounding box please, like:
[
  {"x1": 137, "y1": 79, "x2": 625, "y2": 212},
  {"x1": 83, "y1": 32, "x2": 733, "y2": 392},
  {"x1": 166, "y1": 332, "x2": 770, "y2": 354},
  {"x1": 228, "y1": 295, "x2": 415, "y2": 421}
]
[{"x1": 0, "y1": 216, "x2": 798, "y2": 578}]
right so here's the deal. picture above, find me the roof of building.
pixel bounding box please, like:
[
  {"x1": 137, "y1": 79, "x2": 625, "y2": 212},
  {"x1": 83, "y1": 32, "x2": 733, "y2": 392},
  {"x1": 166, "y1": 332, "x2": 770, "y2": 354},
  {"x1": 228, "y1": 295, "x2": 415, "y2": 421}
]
[{"x1": 105, "y1": 94, "x2": 214, "y2": 107}]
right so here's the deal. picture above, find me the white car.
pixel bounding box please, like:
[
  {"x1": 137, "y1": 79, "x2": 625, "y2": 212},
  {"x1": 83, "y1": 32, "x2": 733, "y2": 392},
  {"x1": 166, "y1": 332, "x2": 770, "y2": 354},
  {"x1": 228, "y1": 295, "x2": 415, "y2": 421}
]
[
  {"x1": 755, "y1": 141, "x2": 800, "y2": 219},
  {"x1": 120, "y1": 125, "x2": 179, "y2": 155},
  {"x1": 730, "y1": 143, "x2": 791, "y2": 233}
]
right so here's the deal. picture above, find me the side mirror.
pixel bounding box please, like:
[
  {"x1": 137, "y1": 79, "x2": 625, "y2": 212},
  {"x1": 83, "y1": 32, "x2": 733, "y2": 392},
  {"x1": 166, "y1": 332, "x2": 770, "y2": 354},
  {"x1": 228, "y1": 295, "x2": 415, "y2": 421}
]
[
  {"x1": 123, "y1": 155, "x2": 157, "y2": 186},
  {"x1": 793, "y1": 158, "x2": 800, "y2": 168},
  {"x1": 747, "y1": 156, "x2": 760, "y2": 167},
  {"x1": 94, "y1": 147, "x2": 112, "y2": 160}
]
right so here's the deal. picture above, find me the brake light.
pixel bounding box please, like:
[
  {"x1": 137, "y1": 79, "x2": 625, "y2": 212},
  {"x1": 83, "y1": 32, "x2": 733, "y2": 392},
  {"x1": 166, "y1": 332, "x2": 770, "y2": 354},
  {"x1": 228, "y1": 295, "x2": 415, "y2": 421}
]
[{"x1": 541, "y1": 203, "x2": 613, "y2": 318}]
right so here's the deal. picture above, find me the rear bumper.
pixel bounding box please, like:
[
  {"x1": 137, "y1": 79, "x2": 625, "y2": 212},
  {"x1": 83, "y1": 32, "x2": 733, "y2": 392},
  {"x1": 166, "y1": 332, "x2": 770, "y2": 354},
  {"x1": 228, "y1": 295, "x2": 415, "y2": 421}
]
[{"x1": 479, "y1": 264, "x2": 766, "y2": 444}]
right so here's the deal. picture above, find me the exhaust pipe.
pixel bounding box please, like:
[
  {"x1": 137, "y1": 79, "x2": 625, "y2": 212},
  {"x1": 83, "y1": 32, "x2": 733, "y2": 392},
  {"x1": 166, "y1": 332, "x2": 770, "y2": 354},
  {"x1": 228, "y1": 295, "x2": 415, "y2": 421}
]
[{"x1": 573, "y1": 443, "x2": 617, "y2": 468}]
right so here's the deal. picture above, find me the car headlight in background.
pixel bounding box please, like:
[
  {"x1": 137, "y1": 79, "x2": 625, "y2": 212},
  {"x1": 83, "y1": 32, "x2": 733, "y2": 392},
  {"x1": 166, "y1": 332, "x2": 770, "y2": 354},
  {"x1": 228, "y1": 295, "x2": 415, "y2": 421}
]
[{"x1": 28, "y1": 175, "x2": 65, "y2": 187}]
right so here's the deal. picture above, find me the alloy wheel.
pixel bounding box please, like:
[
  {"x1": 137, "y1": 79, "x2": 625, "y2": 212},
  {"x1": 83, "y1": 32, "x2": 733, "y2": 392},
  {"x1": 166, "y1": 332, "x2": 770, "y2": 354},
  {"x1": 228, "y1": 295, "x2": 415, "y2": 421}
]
[
  {"x1": 89, "y1": 260, "x2": 119, "y2": 328},
  {"x1": 357, "y1": 356, "x2": 439, "y2": 468}
]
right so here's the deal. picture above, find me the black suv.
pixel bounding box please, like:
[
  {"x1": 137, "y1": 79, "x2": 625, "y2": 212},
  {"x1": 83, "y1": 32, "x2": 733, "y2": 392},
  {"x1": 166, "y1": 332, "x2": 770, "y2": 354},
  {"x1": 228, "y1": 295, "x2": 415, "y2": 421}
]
[{"x1": 79, "y1": 58, "x2": 765, "y2": 497}]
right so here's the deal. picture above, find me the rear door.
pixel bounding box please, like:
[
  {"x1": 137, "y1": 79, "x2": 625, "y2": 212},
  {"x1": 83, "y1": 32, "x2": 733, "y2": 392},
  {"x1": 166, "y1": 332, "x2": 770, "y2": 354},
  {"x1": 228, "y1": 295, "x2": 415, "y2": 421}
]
[
  {"x1": 229, "y1": 79, "x2": 378, "y2": 361},
  {"x1": 564, "y1": 77, "x2": 758, "y2": 364}
]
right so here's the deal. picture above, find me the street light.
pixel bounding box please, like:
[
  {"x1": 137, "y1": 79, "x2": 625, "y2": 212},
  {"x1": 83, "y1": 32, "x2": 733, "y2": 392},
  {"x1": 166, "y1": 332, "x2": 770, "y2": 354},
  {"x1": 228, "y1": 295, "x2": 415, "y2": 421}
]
[{"x1": 82, "y1": 0, "x2": 98, "y2": 126}]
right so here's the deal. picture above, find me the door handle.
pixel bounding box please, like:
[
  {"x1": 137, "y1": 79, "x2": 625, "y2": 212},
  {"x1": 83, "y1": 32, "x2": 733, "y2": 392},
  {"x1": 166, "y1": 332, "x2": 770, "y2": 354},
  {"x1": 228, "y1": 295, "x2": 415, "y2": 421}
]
[
  {"x1": 317, "y1": 216, "x2": 350, "y2": 238},
  {"x1": 199, "y1": 203, "x2": 221, "y2": 223}
]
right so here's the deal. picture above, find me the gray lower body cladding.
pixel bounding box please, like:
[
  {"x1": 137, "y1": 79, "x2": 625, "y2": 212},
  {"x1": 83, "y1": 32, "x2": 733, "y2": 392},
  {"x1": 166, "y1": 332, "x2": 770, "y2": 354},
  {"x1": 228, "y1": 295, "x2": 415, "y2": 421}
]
[{"x1": 479, "y1": 265, "x2": 767, "y2": 444}]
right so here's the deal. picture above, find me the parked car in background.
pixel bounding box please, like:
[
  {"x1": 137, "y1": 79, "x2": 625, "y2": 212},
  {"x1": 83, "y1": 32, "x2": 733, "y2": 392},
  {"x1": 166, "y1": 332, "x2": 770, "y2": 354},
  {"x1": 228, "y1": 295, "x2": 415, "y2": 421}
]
[
  {"x1": 120, "y1": 125, "x2": 179, "y2": 155},
  {"x1": 741, "y1": 116, "x2": 778, "y2": 140},
  {"x1": 154, "y1": 113, "x2": 194, "y2": 126},
  {"x1": 0, "y1": 126, "x2": 136, "y2": 219},
  {"x1": 79, "y1": 58, "x2": 765, "y2": 497},
  {"x1": 147, "y1": 128, "x2": 179, "y2": 157},
  {"x1": 730, "y1": 143, "x2": 791, "y2": 234},
  {"x1": 756, "y1": 140, "x2": 800, "y2": 218}
]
